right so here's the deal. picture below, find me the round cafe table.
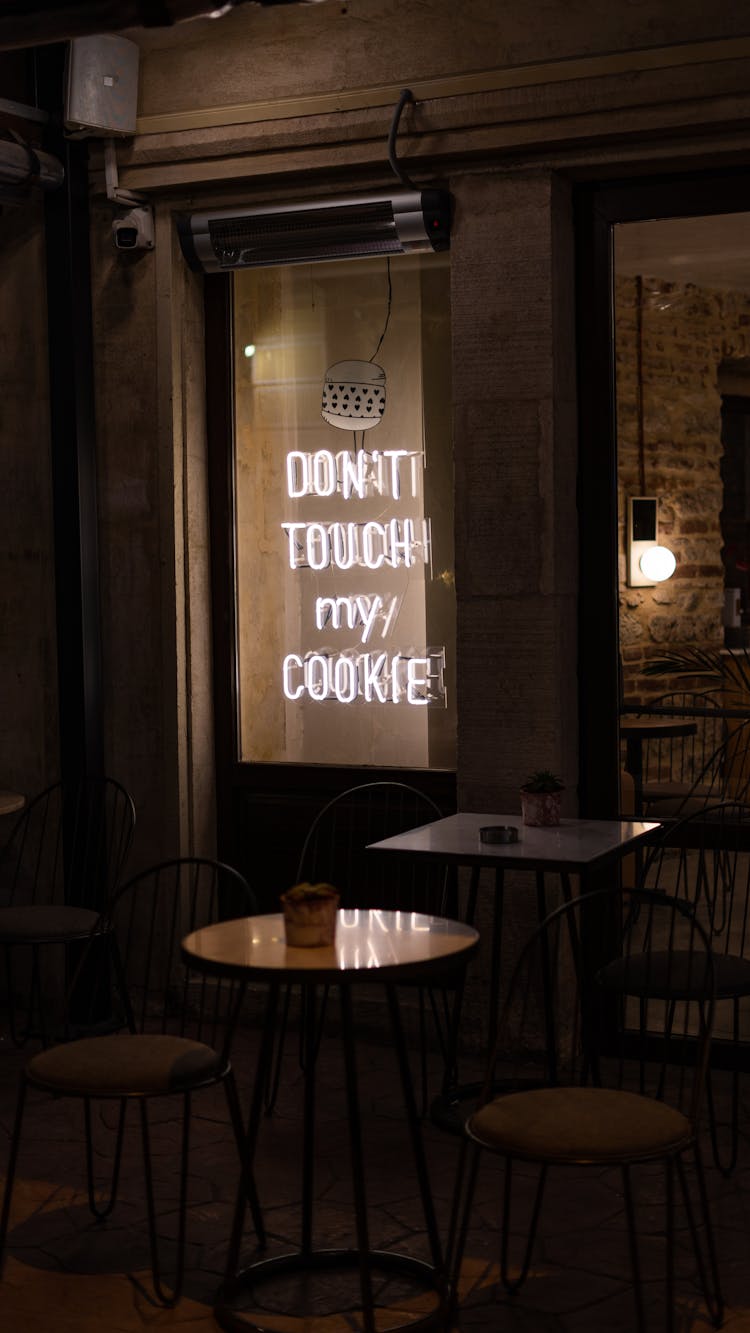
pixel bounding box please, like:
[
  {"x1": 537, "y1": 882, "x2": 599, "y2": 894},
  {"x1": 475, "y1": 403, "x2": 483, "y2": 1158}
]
[{"x1": 181, "y1": 908, "x2": 479, "y2": 1333}]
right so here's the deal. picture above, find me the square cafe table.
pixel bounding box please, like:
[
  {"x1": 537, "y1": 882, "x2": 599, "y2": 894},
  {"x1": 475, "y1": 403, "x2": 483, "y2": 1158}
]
[
  {"x1": 367, "y1": 813, "x2": 660, "y2": 1124},
  {"x1": 181, "y1": 907, "x2": 479, "y2": 1333}
]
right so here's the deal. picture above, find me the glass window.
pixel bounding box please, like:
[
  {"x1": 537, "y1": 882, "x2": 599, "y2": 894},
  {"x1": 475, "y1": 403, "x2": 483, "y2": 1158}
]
[
  {"x1": 614, "y1": 211, "x2": 750, "y2": 702},
  {"x1": 233, "y1": 253, "x2": 455, "y2": 768}
]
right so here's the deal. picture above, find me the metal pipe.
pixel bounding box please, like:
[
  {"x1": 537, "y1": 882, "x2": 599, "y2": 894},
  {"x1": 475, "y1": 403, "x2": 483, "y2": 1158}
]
[{"x1": 0, "y1": 139, "x2": 63, "y2": 191}]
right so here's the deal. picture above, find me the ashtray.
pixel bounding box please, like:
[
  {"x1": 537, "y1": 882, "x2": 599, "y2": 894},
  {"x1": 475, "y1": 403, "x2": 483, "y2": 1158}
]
[{"x1": 479, "y1": 825, "x2": 520, "y2": 845}]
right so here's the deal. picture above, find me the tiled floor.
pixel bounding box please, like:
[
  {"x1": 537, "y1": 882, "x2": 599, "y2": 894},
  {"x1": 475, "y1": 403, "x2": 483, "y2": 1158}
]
[{"x1": 1, "y1": 1004, "x2": 750, "y2": 1332}]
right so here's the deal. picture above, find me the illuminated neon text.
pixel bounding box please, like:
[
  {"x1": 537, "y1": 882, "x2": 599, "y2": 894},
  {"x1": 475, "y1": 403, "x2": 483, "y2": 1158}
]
[
  {"x1": 286, "y1": 448, "x2": 421, "y2": 501},
  {"x1": 315, "y1": 594, "x2": 401, "y2": 644},
  {"x1": 282, "y1": 519, "x2": 431, "y2": 571},
  {"x1": 282, "y1": 650, "x2": 446, "y2": 706}
]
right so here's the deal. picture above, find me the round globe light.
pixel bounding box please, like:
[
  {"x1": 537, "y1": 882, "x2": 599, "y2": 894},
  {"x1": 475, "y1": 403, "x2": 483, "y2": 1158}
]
[{"x1": 639, "y1": 544, "x2": 676, "y2": 583}]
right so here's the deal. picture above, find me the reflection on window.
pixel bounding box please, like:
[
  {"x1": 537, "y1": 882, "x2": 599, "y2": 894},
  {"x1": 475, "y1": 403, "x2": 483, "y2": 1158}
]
[
  {"x1": 233, "y1": 254, "x2": 455, "y2": 768},
  {"x1": 614, "y1": 212, "x2": 750, "y2": 838},
  {"x1": 614, "y1": 212, "x2": 750, "y2": 701}
]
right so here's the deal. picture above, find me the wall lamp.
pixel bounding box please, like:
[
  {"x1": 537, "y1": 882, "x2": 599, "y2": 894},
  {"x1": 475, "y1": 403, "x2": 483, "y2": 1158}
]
[{"x1": 627, "y1": 496, "x2": 677, "y2": 587}]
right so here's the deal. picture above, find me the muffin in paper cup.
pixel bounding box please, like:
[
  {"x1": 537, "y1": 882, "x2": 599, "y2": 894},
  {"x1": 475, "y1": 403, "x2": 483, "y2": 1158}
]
[{"x1": 280, "y1": 882, "x2": 340, "y2": 947}]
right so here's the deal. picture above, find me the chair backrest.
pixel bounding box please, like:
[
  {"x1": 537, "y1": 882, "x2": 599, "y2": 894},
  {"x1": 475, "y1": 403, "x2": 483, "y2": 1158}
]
[
  {"x1": 640, "y1": 690, "x2": 726, "y2": 790},
  {"x1": 486, "y1": 888, "x2": 714, "y2": 1129},
  {"x1": 673, "y1": 719, "x2": 750, "y2": 812},
  {"x1": 640, "y1": 801, "x2": 750, "y2": 962},
  {"x1": 95, "y1": 857, "x2": 257, "y2": 1049},
  {"x1": 295, "y1": 781, "x2": 451, "y2": 915},
  {"x1": 0, "y1": 777, "x2": 136, "y2": 912}
]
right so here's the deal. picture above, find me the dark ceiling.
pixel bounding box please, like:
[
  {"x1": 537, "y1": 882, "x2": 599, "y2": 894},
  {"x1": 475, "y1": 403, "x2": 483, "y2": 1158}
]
[{"x1": 0, "y1": 0, "x2": 326, "y2": 51}]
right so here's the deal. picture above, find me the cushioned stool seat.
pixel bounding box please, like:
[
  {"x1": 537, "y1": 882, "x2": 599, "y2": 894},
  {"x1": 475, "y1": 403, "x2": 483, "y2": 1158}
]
[
  {"x1": 598, "y1": 948, "x2": 750, "y2": 1000},
  {"x1": 0, "y1": 904, "x2": 100, "y2": 942},
  {"x1": 468, "y1": 1086, "x2": 693, "y2": 1165},
  {"x1": 28, "y1": 1033, "x2": 224, "y2": 1096}
]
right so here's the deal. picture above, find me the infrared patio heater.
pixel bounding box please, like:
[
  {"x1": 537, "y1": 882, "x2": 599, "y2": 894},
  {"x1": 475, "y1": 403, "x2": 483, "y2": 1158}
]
[
  {"x1": 176, "y1": 88, "x2": 452, "y2": 272},
  {"x1": 176, "y1": 188, "x2": 452, "y2": 273}
]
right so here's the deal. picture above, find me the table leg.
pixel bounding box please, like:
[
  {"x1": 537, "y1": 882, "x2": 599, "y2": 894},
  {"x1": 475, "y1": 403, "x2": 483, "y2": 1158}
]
[
  {"x1": 427, "y1": 864, "x2": 480, "y2": 1130},
  {"x1": 339, "y1": 983, "x2": 376, "y2": 1333},
  {"x1": 536, "y1": 872, "x2": 557, "y2": 1085},
  {"x1": 385, "y1": 984, "x2": 445, "y2": 1277},
  {"x1": 223, "y1": 983, "x2": 279, "y2": 1285},
  {"x1": 301, "y1": 985, "x2": 318, "y2": 1257},
  {"x1": 625, "y1": 735, "x2": 645, "y2": 815},
  {"x1": 434, "y1": 865, "x2": 574, "y2": 1133},
  {"x1": 438, "y1": 966, "x2": 467, "y2": 1100},
  {"x1": 487, "y1": 866, "x2": 505, "y2": 1057},
  {"x1": 217, "y1": 977, "x2": 454, "y2": 1333},
  {"x1": 430, "y1": 866, "x2": 506, "y2": 1133},
  {"x1": 464, "y1": 865, "x2": 481, "y2": 925},
  {"x1": 436, "y1": 865, "x2": 481, "y2": 1100}
]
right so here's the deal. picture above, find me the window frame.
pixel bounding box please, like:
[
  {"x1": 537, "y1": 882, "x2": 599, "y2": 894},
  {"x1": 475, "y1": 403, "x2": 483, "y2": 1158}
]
[
  {"x1": 204, "y1": 275, "x2": 456, "y2": 880},
  {"x1": 575, "y1": 166, "x2": 750, "y2": 818}
]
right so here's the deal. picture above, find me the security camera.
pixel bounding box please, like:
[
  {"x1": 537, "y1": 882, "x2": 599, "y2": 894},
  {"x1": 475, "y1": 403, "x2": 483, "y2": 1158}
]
[{"x1": 112, "y1": 205, "x2": 154, "y2": 252}]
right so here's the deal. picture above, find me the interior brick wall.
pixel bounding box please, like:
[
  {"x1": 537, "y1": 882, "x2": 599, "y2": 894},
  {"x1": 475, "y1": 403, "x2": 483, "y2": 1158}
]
[{"x1": 615, "y1": 274, "x2": 750, "y2": 703}]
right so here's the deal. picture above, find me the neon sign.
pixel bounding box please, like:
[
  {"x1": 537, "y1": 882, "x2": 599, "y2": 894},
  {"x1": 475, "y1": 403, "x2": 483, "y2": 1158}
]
[
  {"x1": 314, "y1": 593, "x2": 401, "y2": 644},
  {"x1": 282, "y1": 650, "x2": 446, "y2": 705},
  {"x1": 281, "y1": 518, "x2": 431, "y2": 571},
  {"x1": 280, "y1": 366, "x2": 447, "y2": 709},
  {"x1": 286, "y1": 448, "x2": 420, "y2": 501}
]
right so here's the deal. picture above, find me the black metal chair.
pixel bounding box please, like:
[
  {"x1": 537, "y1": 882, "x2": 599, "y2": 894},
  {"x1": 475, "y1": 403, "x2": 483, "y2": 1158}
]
[
  {"x1": 0, "y1": 777, "x2": 136, "y2": 1044},
  {"x1": 603, "y1": 802, "x2": 750, "y2": 1175},
  {"x1": 448, "y1": 887, "x2": 722, "y2": 1333},
  {"x1": 641, "y1": 710, "x2": 750, "y2": 818},
  {"x1": 638, "y1": 690, "x2": 726, "y2": 815},
  {"x1": 0, "y1": 857, "x2": 265, "y2": 1307},
  {"x1": 265, "y1": 780, "x2": 455, "y2": 1115}
]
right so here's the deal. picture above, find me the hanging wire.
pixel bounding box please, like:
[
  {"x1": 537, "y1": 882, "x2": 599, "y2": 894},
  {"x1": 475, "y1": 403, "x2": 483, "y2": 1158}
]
[{"x1": 370, "y1": 258, "x2": 392, "y2": 362}]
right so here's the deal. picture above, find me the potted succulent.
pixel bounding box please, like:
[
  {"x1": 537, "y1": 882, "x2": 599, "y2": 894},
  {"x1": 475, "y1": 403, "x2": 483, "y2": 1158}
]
[
  {"x1": 520, "y1": 770, "x2": 565, "y2": 827},
  {"x1": 280, "y1": 881, "x2": 340, "y2": 947}
]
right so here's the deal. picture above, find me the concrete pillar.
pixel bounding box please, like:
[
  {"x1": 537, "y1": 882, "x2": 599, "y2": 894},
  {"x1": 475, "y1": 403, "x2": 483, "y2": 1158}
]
[
  {"x1": 91, "y1": 201, "x2": 215, "y2": 868},
  {"x1": 451, "y1": 170, "x2": 579, "y2": 813},
  {"x1": 450, "y1": 170, "x2": 579, "y2": 1044}
]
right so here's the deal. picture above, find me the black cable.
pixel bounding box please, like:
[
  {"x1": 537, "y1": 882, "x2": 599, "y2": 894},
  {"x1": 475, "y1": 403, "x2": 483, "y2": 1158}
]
[
  {"x1": 370, "y1": 258, "x2": 392, "y2": 362},
  {"x1": 388, "y1": 87, "x2": 416, "y2": 191}
]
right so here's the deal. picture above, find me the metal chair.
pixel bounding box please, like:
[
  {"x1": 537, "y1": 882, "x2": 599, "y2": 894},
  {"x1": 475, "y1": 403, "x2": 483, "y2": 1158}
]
[
  {"x1": 638, "y1": 690, "x2": 726, "y2": 814},
  {"x1": 604, "y1": 802, "x2": 750, "y2": 1175},
  {"x1": 265, "y1": 780, "x2": 455, "y2": 1115},
  {"x1": 0, "y1": 857, "x2": 265, "y2": 1307},
  {"x1": 448, "y1": 887, "x2": 722, "y2": 1332},
  {"x1": 0, "y1": 776, "x2": 136, "y2": 1044},
  {"x1": 642, "y1": 711, "x2": 750, "y2": 818}
]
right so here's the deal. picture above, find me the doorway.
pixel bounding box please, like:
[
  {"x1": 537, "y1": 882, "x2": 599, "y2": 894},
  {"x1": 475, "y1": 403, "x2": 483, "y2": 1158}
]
[{"x1": 576, "y1": 170, "x2": 750, "y2": 818}]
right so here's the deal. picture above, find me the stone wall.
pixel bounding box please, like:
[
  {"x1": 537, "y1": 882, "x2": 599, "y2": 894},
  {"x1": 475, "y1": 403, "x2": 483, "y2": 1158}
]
[
  {"x1": 0, "y1": 202, "x2": 58, "y2": 805},
  {"x1": 615, "y1": 274, "x2": 750, "y2": 702}
]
